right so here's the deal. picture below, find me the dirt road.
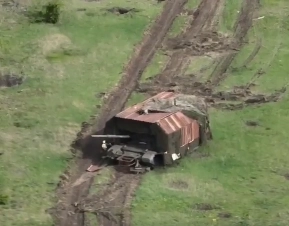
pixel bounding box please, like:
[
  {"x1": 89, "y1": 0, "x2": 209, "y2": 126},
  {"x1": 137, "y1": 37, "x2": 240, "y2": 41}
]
[
  {"x1": 78, "y1": 172, "x2": 141, "y2": 226},
  {"x1": 157, "y1": 0, "x2": 224, "y2": 83},
  {"x1": 51, "y1": 1, "x2": 188, "y2": 226},
  {"x1": 137, "y1": 0, "x2": 284, "y2": 111},
  {"x1": 74, "y1": 1, "x2": 228, "y2": 225}
]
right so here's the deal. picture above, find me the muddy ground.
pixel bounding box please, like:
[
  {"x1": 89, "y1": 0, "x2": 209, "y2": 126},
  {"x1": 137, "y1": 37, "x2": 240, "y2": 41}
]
[
  {"x1": 137, "y1": 0, "x2": 287, "y2": 111},
  {"x1": 50, "y1": 0, "x2": 280, "y2": 226}
]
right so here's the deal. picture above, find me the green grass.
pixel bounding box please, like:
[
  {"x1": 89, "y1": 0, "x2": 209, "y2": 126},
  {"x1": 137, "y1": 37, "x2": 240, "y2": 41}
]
[
  {"x1": 2, "y1": 0, "x2": 289, "y2": 225},
  {"x1": 132, "y1": 1, "x2": 289, "y2": 226},
  {"x1": 0, "y1": 0, "x2": 161, "y2": 225},
  {"x1": 220, "y1": 0, "x2": 242, "y2": 33},
  {"x1": 220, "y1": 0, "x2": 289, "y2": 93}
]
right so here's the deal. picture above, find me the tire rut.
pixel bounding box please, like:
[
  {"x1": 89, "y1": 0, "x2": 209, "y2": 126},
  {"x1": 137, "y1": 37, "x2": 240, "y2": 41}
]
[
  {"x1": 158, "y1": 0, "x2": 224, "y2": 83},
  {"x1": 209, "y1": 0, "x2": 258, "y2": 86},
  {"x1": 138, "y1": 0, "x2": 281, "y2": 111},
  {"x1": 79, "y1": 173, "x2": 141, "y2": 226}
]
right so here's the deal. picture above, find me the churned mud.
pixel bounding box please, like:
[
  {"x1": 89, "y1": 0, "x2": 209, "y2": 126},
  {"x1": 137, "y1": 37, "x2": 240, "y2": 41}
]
[
  {"x1": 137, "y1": 0, "x2": 287, "y2": 111},
  {"x1": 77, "y1": 172, "x2": 141, "y2": 226}
]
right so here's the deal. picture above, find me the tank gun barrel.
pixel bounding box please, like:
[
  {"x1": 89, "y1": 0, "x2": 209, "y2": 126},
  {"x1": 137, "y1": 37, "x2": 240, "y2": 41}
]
[{"x1": 91, "y1": 134, "x2": 130, "y2": 138}]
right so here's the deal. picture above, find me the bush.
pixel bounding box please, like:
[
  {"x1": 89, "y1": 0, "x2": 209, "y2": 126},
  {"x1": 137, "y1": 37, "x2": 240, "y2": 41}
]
[
  {"x1": 27, "y1": 0, "x2": 62, "y2": 24},
  {"x1": 0, "y1": 194, "x2": 9, "y2": 205}
]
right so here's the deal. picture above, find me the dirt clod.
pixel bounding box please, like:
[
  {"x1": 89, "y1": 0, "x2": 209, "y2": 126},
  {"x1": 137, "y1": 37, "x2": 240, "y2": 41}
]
[
  {"x1": 166, "y1": 31, "x2": 233, "y2": 56},
  {"x1": 195, "y1": 203, "x2": 219, "y2": 211},
  {"x1": 245, "y1": 120, "x2": 259, "y2": 127},
  {"x1": 106, "y1": 7, "x2": 140, "y2": 15},
  {"x1": 60, "y1": 173, "x2": 69, "y2": 181},
  {"x1": 169, "y1": 179, "x2": 189, "y2": 190},
  {"x1": 96, "y1": 92, "x2": 106, "y2": 98},
  {"x1": 0, "y1": 73, "x2": 24, "y2": 88},
  {"x1": 76, "y1": 8, "x2": 86, "y2": 12},
  {"x1": 218, "y1": 212, "x2": 232, "y2": 218}
]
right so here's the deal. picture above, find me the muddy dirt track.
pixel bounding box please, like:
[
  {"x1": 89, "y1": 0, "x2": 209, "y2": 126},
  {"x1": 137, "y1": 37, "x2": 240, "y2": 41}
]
[
  {"x1": 51, "y1": 1, "x2": 188, "y2": 226},
  {"x1": 138, "y1": 0, "x2": 288, "y2": 111},
  {"x1": 50, "y1": 0, "x2": 282, "y2": 226},
  {"x1": 155, "y1": 0, "x2": 225, "y2": 83}
]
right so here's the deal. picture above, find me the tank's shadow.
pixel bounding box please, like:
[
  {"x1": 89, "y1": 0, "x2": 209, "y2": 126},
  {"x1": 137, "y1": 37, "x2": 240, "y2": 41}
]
[
  {"x1": 78, "y1": 129, "x2": 106, "y2": 166},
  {"x1": 77, "y1": 131, "x2": 142, "y2": 174}
]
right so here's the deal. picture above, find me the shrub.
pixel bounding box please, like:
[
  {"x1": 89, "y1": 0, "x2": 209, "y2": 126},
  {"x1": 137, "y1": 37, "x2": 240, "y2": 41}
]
[{"x1": 26, "y1": 0, "x2": 62, "y2": 24}]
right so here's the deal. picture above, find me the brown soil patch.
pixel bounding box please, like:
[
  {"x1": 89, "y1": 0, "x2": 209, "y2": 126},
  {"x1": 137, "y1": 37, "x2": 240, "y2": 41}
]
[
  {"x1": 195, "y1": 203, "x2": 220, "y2": 211},
  {"x1": 245, "y1": 120, "x2": 259, "y2": 127},
  {"x1": 138, "y1": 75, "x2": 286, "y2": 111},
  {"x1": 106, "y1": 7, "x2": 140, "y2": 15},
  {"x1": 51, "y1": 1, "x2": 189, "y2": 226},
  {"x1": 284, "y1": 173, "x2": 289, "y2": 180},
  {"x1": 169, "y1": 179, "x2": 189, "y2": 190},
  {"x1": 218, "y1": 212, "x2": 232, "y2": 218},
  {"x1": 0, "y1": 72, "x2": 24, "y2": 88},
  {"x1": 165, "y1": 31, "x2": 234, "y2": 56},
  {"x1": 77, "y1": 172, "x2": 141, "y2": 226}
]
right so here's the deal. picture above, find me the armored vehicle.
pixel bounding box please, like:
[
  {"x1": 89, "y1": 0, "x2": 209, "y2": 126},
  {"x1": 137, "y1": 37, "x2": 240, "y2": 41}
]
[{"x1": 87, "y1": 91, "x2": 212, "y2": 173}]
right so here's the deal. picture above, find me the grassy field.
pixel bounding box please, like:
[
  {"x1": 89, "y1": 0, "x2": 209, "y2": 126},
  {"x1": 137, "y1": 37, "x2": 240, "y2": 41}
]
[
  {"x1": 2, "y1": 0, "x2": 289, "y2": 226},
  {"x1": 132, "y1": 1, "x2": 289, "y2": 226},
  {"x1": 0, "y1": 0, "x2": 161, "y2": 225}
]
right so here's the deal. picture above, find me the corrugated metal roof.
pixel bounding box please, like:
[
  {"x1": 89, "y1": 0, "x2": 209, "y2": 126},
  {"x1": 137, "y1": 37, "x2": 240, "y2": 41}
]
[
  {"x1": 157, "y1": 112, "x2": 193, "y2": 134},
  {"x1": 115, "y1": 92, "x2": 176, "y2": 123},
  {"x1": 115, "y1": 92, "x2": 197, "y2": 134},
  {"x1": 180, "y1": 120, "x2": 199, "y2": 146}
]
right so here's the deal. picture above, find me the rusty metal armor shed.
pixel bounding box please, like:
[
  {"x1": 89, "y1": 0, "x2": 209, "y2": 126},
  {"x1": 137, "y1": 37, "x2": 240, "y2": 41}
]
[{"x1": 103, "y1": 91, "x2": 210, "y2": 166}]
